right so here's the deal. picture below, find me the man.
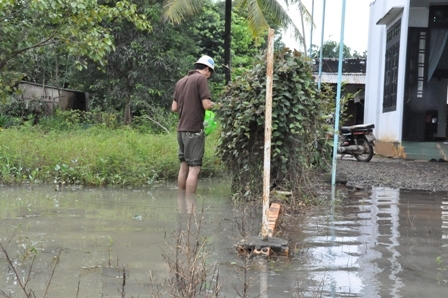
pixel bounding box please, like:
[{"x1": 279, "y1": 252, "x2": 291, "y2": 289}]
[{"x1": 171, "y1": 55, "x2": 215, "y2": 194}]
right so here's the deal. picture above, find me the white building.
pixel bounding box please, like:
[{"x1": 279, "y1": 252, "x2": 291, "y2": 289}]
[{"x1": 366, "y1": 0, "x2": 448, "y2": 160}]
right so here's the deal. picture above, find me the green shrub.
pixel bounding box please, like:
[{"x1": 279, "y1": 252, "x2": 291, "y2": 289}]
[
  {"x1": 216, "y1": 49, "x2": 334, "y2": 202},
  {"x1": 37, "y1": 109, "x2": 122, "y2": 131}
]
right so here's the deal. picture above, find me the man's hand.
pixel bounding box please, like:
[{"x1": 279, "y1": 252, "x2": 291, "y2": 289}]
[{"x1": 202, "y1": 99, "x2": 214, "y2": 110}]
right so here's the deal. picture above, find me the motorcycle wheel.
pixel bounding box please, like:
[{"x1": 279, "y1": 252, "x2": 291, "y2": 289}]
[{"x1": 354, "y1": 137, "x2": 374, "y2": 162}]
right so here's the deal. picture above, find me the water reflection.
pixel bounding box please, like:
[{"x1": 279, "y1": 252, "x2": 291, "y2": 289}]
[
  {"x1": 299, "y1": 187, "x2": 448, "y2": 297},
  {"x1": 441, "y1": 199, "x2": 448, "y2": 248},
  {"x1": 0, "y1": 184, "x2": 234, "y2": 297},
  {"x1": 1, "y1": 184, "x2": 448, "y2": 297},
  {"x1": 177, "y1": 190, "x2": 197, "y2": 215}
]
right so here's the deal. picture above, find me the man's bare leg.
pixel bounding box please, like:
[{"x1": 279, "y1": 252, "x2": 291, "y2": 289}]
[
  {"x1": 186, "y1": 166, "x2": 201, "y2": 194},
  {"x1": 178, "y1": 162, "x2": 189, "y2": 190}
]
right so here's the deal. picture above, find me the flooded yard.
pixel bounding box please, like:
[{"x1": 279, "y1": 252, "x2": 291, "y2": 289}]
[{"x1": 1, "y1": 180, "x2": 447, "y2": 297}]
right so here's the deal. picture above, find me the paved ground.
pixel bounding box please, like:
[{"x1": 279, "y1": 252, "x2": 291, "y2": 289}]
[{"x1": 334, "y1": 155, "x2": 448, "y2": 192}]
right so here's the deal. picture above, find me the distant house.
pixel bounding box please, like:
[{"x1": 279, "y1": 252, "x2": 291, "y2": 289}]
[
  {"x1": 365, "y1": 0, "x2": 448, "y2": 160},
  {"x1": 16, "y1": 82, "x2": 89, "y2": 114},
  {"x1": 314, "y1": 58, "x2": 367, "y2": 126}
]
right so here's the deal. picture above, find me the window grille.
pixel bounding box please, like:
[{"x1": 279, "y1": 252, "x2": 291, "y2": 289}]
[{"x1": 383, "y1": 20, "x2": 401, "y2": 112}]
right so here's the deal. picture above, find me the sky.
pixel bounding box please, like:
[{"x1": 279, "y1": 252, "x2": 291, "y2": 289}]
[{"x1": 283, "y1": 0, "x2": 372, "y2": 54}]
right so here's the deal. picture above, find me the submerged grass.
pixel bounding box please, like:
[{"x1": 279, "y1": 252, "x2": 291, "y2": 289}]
[{"x1": 0, "y1": 127, "x2": 223, "y2": 186}]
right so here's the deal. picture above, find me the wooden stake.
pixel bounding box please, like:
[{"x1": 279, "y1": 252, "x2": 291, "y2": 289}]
[{"x1": 261, "y1": 28, "x2": 275, "y2": 241}]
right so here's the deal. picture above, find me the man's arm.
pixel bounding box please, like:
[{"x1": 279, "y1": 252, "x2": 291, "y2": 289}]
[
  {"x1": 202, "y1": 99, "x2": 214, "y2": 110},
  {"x1": 171, "y1": 100, "x2": 178, "y2": 112}
]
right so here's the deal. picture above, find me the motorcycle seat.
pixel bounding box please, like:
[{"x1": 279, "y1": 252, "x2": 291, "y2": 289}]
[{"x1": 341, "y1": 123, "x2": 375, "y2": 133}]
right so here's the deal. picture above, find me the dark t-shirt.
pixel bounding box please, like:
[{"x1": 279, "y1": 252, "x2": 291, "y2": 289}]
[{"x1": 173, "y1": 70, "x2": 211, "y2": 132}]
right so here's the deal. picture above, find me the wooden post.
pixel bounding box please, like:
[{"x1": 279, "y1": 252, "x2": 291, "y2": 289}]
[{"x1": 261, "y1": 28, "x2": 275, "y2": 241}]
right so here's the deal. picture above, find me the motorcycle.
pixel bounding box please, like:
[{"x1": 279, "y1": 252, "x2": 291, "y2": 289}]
[{"x1": 337, "y1": 123, "x2": 376, "y2": 162}]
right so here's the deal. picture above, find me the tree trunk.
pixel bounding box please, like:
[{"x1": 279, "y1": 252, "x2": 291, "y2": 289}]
[
  {"x1": 224, "y1": 0, "x2": 232, "y2": 84},
  {"x1": 124, "y1": 99, "x2": 132, "y2": 125}
]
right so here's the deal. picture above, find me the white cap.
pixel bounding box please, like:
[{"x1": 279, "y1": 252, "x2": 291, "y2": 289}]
[{"x1": 195, "y1": 55, "x2": 215, "y2": 71}]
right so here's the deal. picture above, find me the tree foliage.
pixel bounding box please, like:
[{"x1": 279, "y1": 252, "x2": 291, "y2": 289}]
[
  {"x1": 216, "y1": 49, "x2": 334, "y2": 202},
  {"x1": 0, "y1": 0, "x2": 151, "y2": 101},
  {"x1": 163, "y1": 0, "x2": 310, "y2": 45},
  {"x1": 73, "y1": 0, "x2": 264, "y2": 120},
  {"x1": 69, "y1": 0, "x2": 198, "y2": 120},
  {"x1": 311, "y1": 40, "x2": 367, "y2": 59},
  {"x1": 0, "y1": 0, "x2": 268, "y2": 127},
  {"x1": 192, "y1": 1, "x2": 265, "y2": 84}
]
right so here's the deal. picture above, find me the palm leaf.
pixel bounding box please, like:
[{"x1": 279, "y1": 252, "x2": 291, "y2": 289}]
[
  {"x1": 163, "y1": 0, "x2": 205, "y2": 23},
  {"x1": 280, "y1": 0, "x2": 313, "y2": 51},
  {"x1": 163, "y1": 0, "x2": 313, "y2": 50},
  {"x1": 236, "y1": 0, "x2": 311, "y2": 40},
  {"x1": 236, "y1": 0, "x2": 269, "y2": 36}
]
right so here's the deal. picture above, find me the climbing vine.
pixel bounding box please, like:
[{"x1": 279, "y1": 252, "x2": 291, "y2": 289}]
[{"x1": 216, "y1": 49, "x2": 334, "y2": 202}]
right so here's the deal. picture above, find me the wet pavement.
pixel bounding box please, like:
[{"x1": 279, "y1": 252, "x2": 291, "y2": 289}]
[{"x1": 0, "y1": 181, "x2": 447, "y2": 297}]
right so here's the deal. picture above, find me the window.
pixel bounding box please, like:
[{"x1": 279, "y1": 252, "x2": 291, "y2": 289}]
[
  {"x1": 383, "y1": 20, "x2": 401, "y2": 112},
  {"x1": 416, "y1": 31, "x2": 426, "y2": 98},
  {"x1": 406, "y1": 28, "x2": 428, "y2": 100}
]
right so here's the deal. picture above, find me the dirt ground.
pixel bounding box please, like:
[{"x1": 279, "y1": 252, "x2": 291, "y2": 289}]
[{"x1": 334, "y1": 155, "x2": 448, "y2": 192}]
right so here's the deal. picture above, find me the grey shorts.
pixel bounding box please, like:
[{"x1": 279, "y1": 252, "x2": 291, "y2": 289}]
[{"x1": 177, "y1": 131, "x2": 205, "y2": 167}]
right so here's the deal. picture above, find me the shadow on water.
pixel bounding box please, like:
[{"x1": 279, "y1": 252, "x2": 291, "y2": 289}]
[{"x1": 1, "y1": 181, "x2": 448, "y2": 297}]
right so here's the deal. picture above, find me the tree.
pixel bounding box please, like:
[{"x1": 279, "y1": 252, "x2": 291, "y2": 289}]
[
  {"x1": 66, "y1": 0, "x2": 261, "y2": 123},
  {"x1": 163, "y1": 0, "x2": 311, "y2": 83},
  {"x1": 67, "y1": 0, "x2": 198, "y2": 123},
  {"x1": 2, "y1": 0, "x2": 266, "y2": 126},
  {"x1": 191, "y1": 1, "x2": 265, "y2": 84},
  {"x1": 352, "y1": 50, "x2": 368, "y2": 59},
  {"x1": 0, "y1": 0, "x2": 151, "y2": 101},
  {"x1": 311, "y1": 40, "x2": 367, "y2": 59}
]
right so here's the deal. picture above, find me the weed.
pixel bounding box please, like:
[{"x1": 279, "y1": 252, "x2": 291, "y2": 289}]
[
  {"x1": 162, "y1": 209, "x2": 222, "y2": 298},
  {"x1": 437, "y1": 256, "x2": 444, "y2": 270},
  {"x1": 28, "y1": 167, "x2": 40, "y2": 185},
  {"x1": 436, "y1": 255, "x2": 448, "y2": 285},
  {"x1": 0, "y1": 237, "x2": 62, "y2": 298},
  {"x1": 231, "y1": 204, "x2": 263, "y2": 298},
  {"x1": 293, "y1": 274, "x2": 330, "y2": 298},
  {"x1": 0, "y1": 128, "x2": 221, "y2": 186}
]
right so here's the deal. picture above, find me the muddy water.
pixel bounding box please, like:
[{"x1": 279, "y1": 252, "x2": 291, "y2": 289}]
[{"x1": 0, "y1": 182, "x2": 447, "y2": 297}]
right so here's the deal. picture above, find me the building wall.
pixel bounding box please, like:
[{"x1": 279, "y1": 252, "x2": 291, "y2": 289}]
[
  {"x1": 367, "y1": 0, "x2": 448, "y2": 158},
  {"x1": 366, "y1": 0, "x2": 411, "y2": 145},
  {"x1": 18, "y1": 82, "x2": 86, "y2": 113}
]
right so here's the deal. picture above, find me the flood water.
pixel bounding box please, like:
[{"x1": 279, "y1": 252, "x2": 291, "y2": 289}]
[{"x1": 1, "y1": 180, "x2": 447, "y2": 297}]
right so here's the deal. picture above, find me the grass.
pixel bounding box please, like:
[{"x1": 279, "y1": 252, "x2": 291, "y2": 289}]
[{"x1": 0, "y1": 126, "x2": 223, "y2": 187}]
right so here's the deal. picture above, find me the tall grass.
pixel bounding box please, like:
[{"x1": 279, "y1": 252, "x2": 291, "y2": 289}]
[{"x1": 0, "y1": 126, "x2": 223, "y2": 186}]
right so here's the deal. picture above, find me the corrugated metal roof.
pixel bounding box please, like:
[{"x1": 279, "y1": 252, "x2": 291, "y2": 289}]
[{"x1": 314, "y1": 72, "x2": 366, "y2": 85}]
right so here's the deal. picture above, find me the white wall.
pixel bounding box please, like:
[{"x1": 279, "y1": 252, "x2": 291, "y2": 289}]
[{"x1": 365, "y1": 0, "x2": 410, "y2": 142}]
